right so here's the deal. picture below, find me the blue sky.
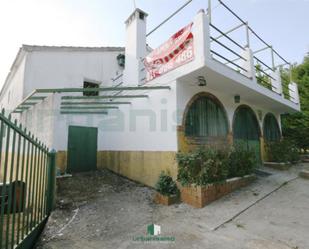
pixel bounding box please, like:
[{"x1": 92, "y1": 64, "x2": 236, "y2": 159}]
[{"x1": 0, "y1": 0, "x2": 308, "y2": 87}]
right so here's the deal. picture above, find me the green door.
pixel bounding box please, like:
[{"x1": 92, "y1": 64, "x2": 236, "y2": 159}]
[
  {"x1": 233, "y1": 106, "x2": 261, "y2": 164},
  {"x1": 263, "y1": 113, "x2": 281, "y2": 142},
  {"x1": 67, "y1": 126, "x2": 98, "y2": 173}
]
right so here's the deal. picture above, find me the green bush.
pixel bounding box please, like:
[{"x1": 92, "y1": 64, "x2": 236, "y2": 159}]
[
  {"x1": 266, "y1": 139, "x2": 300, "y2": 163},
  {"x1": 228, "y1": 144, "x2": 257, "y2": 177},
  {"x1": 155, "y1": 172, "x2": 179, "y2": 196},
  {"x1": 177, "y1": 147, "x2": 229, "y2": 186},
  {"x1": 177, "y1": 145, "x2": 257, "y2": 186}
]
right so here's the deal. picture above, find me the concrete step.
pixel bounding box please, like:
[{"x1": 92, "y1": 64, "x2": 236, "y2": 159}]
[{"x1": 264, "y1": 162, "x2": 291, "y2": 171}]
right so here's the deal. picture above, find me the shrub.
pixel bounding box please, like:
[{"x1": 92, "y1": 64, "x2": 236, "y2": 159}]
[
  {"x1": 155, "y1": 172, "x2": 179, "y2": 196},
  {"x1": 228, "y1": 144, "x2": 257, "y2": 178},
  {"x1": 266, "y1": 139, "x2": 300, "y2": 163},
  {"x1": 177, "y1": 147, "x2": 229, "y2": 186},
  {"x1": 177, "y1": 145, "x2": 257, "y2": 186}
]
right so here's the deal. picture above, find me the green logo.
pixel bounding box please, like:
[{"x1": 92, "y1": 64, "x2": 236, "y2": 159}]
[
  {"x1": 147, "y1": 224, "x2": 161, "y2": 236},
  {"x1": 133, "y1": 224, "x2": 175, "y2": 243}
]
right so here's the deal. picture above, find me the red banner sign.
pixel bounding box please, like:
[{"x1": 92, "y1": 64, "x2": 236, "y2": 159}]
[{"x1": 144, "y1": 23, "x2": 194, "y2": 81}]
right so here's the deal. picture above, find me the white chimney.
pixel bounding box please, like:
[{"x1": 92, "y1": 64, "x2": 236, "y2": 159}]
[{"x1": 123, "y1": 8, "x2": 148, "y2": 86}]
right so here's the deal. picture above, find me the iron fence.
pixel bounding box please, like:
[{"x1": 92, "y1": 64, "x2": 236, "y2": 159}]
[{"x1": 0, "y1": 109, "x2": 56, "y2": 249}]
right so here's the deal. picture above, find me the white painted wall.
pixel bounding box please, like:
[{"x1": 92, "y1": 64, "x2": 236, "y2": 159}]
[
  {"x1": 123, "y1": 9, "x2": 147, "y2": 86},
  {"x1": 52, "y1": 81, "x2": 178, "y2": 151},
  {"x1": 3, "y1": 47, "x2": 124, "y2": 148},
  {"x1": 19, "y1": 95, "x2": 55, "y2": 148},
  {"x1": 23, "y1": 49, "x2": 123, "y2": 96},
  {"x1": 0, "y1": 52, "x2": 27, "y2": 111}
]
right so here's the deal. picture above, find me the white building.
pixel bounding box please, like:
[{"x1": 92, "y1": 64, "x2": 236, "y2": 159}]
[{"x1": 0, "y1": 7, "x2": 300, "y2": 187}]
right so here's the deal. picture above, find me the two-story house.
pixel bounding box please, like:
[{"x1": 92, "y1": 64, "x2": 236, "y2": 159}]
[{"x1": 0, "y1": 5, "x2": 300, "y2": 187}]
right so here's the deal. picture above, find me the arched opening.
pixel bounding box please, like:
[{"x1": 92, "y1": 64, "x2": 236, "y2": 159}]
[
  {"x1": 184, "y1": 93, "x2": 229, "y2": 140},
  {"x1": 263, "y1": 113, "x2": 281, "y2": 142},
  {"x1": 233, "y1": 105, "x2": 261, "y2": 163}
]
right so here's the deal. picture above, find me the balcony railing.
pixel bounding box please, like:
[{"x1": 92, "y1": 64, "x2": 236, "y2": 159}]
[
  {"x1": 140, "y1": 0, "x2": 299, "y2": 105},
  {"x1": 208, "y1": 0, "x2": 299, "y2": 104}
]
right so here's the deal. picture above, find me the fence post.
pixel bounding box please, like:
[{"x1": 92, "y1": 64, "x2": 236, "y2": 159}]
[{"x1": 46, "y1": 149, "x2": 56, "y2": 215}]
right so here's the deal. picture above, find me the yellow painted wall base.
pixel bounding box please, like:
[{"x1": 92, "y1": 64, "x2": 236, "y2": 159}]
[
  {"x1": 97, "y1": 151, "x2": 178, "y2": 188},
  {"x1": 55, "y1": 150, "x2": 178, "y2": 188},
  {"x1": 177, "y1": 126, "x2": 229, "y2": 153},
  {"x1": 260, "y1": 137, "x2": 267, "y2": 162},
  {"x1": 56, "y1": 151, "x2": 67, "y2": 174}
]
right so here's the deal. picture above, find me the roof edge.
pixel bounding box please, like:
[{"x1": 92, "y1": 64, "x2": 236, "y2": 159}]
[{"x1": 22, "y1": 44, "x2": 124, "y2": 52}]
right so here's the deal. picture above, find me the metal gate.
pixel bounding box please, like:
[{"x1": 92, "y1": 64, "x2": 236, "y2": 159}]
[{"x1": 0, "y1": 109, "x2": 56, "y2": 249}]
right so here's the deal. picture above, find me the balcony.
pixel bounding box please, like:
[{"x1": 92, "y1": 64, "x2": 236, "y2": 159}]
[{"x1": 141, "y1": 1, "x2": 300, "y2": 113}]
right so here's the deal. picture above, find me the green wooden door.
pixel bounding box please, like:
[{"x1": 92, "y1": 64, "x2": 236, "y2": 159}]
[
  {"x1": 67, "y1": 126, "x2": 98, "y2": 173},
  {"x1": 233, "y1": 106, "x2": 261, "y2": 164},
  {"x1": 263, "y1": 113, "x2": 281, "y2": 142}
]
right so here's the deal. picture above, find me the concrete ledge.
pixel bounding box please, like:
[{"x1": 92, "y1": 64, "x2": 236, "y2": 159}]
[
  {"x1": 299, "y1": 170, "x2": 309, "y2": 179},
  {"x1": 264, "y1": 162, "x2": 291, "y2": 171},
  {"x1": 180, "y1": 174, "x2": 256, "y2": 208}
]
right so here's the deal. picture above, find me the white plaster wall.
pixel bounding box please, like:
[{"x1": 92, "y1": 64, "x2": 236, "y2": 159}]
[
  {"x1": 0, "y1": 54, "x2": 27, "y2": 111},
  {"x1": 4, "y1": 49, "x2": 123, "y2": 148},
  {"x1": 52, "y1": 81, "x2": 178, "y2": 151},
  {"x1": 19, "y1": 95, "x2": 55, "y2": 148},
  {"x1": 24, "y1": 50, "x2": 123, "y2": 96}
]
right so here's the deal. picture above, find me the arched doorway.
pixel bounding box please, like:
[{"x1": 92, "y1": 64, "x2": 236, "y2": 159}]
[
  {"x1": 184, "y1": 93, "x2": 229, "y2": 144},
  {"x1": 233, "y1": 105, "x2": 261, "y2": 163},
  {"x1": 263, "y1": 113, "x2": 281, "y2": 142}
]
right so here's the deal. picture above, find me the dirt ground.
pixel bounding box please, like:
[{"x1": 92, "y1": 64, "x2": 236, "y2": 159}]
[{"x1": 35, "y1": 163, "x2": 309, "y2": 249}]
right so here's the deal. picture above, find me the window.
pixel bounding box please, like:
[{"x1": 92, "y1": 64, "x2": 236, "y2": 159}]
[
  {"x1": 263, "y1": 113, "x2": 281, "y2": 142},
  {"x1": 185, "y1": 95, "x2": 228, "y2": 137},
  {"x1": 83, "y1": 81, "x2": 99, "y2": 96}
]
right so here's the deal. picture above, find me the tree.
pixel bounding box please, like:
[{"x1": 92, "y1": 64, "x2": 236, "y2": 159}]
[{"x1": 281, "y1": 55, "x2": 309, "y2": 152}]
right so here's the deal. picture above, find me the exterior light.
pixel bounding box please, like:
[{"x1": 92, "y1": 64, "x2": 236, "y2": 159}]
[
  {"x1": 117, "y1": 54, "x2": 125, "y2": 68},
  {"x1": 234, "y1": 95, "x2": 240, "y2": 103},
  {"x1": 197, "y1": 76, "x2": 207, "y2": 86}
]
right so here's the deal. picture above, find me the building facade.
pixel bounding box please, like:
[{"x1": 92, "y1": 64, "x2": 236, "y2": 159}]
[{"x1": 0, "y1": 8, "x2": 300, "y2": 187}]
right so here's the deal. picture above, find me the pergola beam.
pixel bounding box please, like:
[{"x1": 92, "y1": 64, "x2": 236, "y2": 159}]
[
  {"x1": 60, "y1": 111, "x2": 108, "y2": 115},
  {"x1": 28, "y1": 96, "x2": 47, "y2": 100},
  {"x1": 20, "y1": 102, "x2": 39, "y2": 106},
  {"x1": 61, "y1": 95, "x2": 148, "y2": 100},
  {"x1": 61, "y1": 101, "x2": 131, "y2": 105},
  {"x1": 36, "y1": 86, "x2": 170, "y2": 93},
  {"x1": 15, "y1": 107, "x2": 30, "y2": 110},
  {"x1": 60, "y1": 106, "x2": 119, "y2": 110}
]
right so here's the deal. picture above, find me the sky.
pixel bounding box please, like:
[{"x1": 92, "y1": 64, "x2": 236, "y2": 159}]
[{"x1": 0, "y1": 0, "x2": 308, "y2": 88}]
